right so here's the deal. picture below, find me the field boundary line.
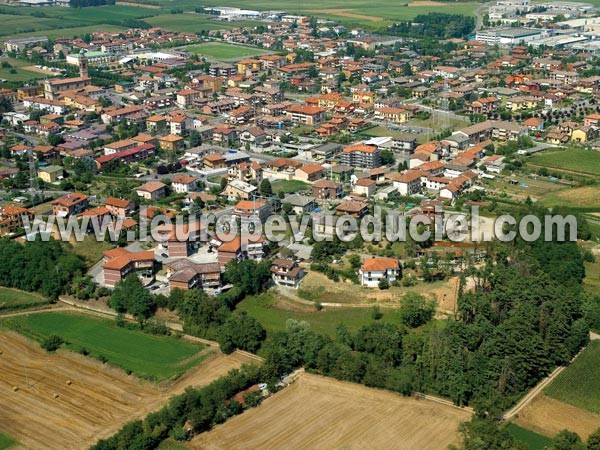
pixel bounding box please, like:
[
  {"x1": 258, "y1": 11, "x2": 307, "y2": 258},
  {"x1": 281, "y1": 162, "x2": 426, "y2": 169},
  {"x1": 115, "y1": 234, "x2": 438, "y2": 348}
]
[{"x1": 503, "y1": 341, "x2": 590, "y2": 420}]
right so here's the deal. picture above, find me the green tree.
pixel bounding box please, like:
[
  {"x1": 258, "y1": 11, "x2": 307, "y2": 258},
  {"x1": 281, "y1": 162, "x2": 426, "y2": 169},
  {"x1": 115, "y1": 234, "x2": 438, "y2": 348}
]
[
  {"x1": 259, "y1": 179, "x2": 272, "y2": 196},
  {"x1": 399, "y1": 292, "x2": 435, "y2": 328}
]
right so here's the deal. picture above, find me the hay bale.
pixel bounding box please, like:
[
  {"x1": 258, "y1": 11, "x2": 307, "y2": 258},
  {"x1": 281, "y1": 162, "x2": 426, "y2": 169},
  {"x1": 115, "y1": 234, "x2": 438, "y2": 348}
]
[
  {"x1": 66, "y1": 380, "x2": 72, "y2": 386},
  {"x1": 12, "y1": 386, "x2": 19, "y2": 392},
  {"x1": 53, "y1": 393, "x2": 59, "y2": 399}
]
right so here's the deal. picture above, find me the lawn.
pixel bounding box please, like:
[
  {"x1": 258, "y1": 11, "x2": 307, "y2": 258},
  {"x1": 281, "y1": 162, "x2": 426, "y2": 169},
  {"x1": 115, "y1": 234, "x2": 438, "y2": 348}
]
[
  {"x1": 185, "y1": 42, "x2": 269, "y2": 60},
  {"x1": 2, "y1": 312, "x2": 207, "y2": 380},
  {"x1": 528, "y1": 148, "x2": 600, "y2": 177},
  {"x1": 0, "y1": 57, "x2": 47, "y2": 83},
  {"x1": 69, "y1": 235, "x2": 115, "y2": 265},
  {"x1": 0, "y1": 287, "x2": 49, "y2": 311},
  {"x1": 272, "y1": 179, "x2": 310, "y2": 194},
  {"x1": 0, "y1": 433, "x2": 18, "y2": 450},
  {"x1": 506, "y1": 423, "x2": 553, "y2": 450},
  {"x1": 237, "y1": 292, "x2": 405, "y2": 338},
  {"x1": 544, "y1": 340, "x2": 600, "y2": 415},
  {"x1": 4, "y1": 24, "x2": 127, "y2": 40}
]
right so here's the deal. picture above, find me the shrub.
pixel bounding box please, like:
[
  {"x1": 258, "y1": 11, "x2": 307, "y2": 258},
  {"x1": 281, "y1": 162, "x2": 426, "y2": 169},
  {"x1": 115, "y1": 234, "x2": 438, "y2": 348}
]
[{"x1": 41, "y1": 334, "x2": 64, "y2": 352}]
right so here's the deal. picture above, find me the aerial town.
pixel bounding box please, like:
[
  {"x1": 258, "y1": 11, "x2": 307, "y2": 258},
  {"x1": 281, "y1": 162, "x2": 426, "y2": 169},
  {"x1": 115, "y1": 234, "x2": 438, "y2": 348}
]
[{"x1": 0, "y1": 0, "x2": 599, "y2": 449}]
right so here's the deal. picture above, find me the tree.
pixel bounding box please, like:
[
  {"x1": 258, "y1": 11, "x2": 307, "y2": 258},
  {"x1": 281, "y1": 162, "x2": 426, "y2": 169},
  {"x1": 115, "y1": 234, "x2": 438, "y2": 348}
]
[
  {"x1": 380, "y1": 149, "x2": 395, "y2": 166},
  {"x1": 259, "y1": 179, "x2": 272, "y2": 196},
  {"x1": 218, "y1": 312, "x2": 266, "y2": 354},
  {"x1": 399, "y1": 292, "x2": 435, "y2": 328},
  {"x1": 0, "y1": 96, "x2": 14, "y2": 119},
  {"x1": 551, "y1": 430, "x2": 585, "y2": 450},
  {"x1": 587, "y1": 427, "x2": 600, "y2": 450},
  {"x1": 110, "y1": 275, "x2": 156, "y2": 322},
  {"x1": 378, "y1": 279, "x2": 390, "y2": 290}
]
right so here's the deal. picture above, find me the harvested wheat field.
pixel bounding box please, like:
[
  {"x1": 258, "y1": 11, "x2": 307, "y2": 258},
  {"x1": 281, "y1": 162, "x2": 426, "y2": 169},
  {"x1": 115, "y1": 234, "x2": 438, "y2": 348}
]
[
  {"x1": 0, "y1": 331, "x2": 253, "y2": 450},
  {"x1": 514, "y1": 394, "x2": 600, "y2": 440},
  {"x1": 189, "y1": 372, "x2": 471, "y2": 450}
]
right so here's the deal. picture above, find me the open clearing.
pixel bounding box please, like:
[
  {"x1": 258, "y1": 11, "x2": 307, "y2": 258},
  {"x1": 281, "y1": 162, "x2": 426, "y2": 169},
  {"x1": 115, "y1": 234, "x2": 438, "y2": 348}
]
[
  {"x1": 0, "y1": 288, "x2": 49, "y2": 311},
  {"x1": 514, "y1": 394, "x2": 600, "y2": 440},
  {"x1": 185, "y1": 42, "x2": 269, "y2": 60},
  {"x1": 189, "y1": 371, "x2": 471, "y2": 450},
  {"x1": 2, "y1": 312, "x2": 206, "y2": 380},
  {"x1": 0, "y1": 330, "x2": 254, "y2": 450},
  {"x1": 238, "y1": 292, "x2": 407, "y2": 338}
]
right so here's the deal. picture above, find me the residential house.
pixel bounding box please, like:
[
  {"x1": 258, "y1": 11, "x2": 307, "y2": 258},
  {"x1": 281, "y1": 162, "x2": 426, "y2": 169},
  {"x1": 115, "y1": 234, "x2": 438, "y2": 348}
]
[
  {"x1": 271, "y1": 258, "x2": 304, "y2": 289},
  {"x1": 135, "y1": 181, "x2": 167, "y2": 201},
  {"x1": 359, "y1": 257, "x2": 401, "y2": 287},
  {"x1": 52, "y1": 192, "x2": 88, "y2": 217}
]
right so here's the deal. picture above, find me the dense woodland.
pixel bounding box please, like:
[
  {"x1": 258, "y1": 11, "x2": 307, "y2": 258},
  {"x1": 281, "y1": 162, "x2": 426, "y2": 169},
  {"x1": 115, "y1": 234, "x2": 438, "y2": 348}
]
[
  {"x1": 388, "y1": 13, "x2": 476, "y2": 39},
  {"x1": 0, "y1": 239, "x2": 86, "y2": 299}
]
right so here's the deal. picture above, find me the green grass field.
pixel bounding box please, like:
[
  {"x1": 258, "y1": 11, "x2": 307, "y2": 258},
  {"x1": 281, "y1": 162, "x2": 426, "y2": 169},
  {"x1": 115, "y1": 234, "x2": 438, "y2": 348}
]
[
  {"x1": 145, "y1": 14, "x2": 263, "y2": 33},
  {"x1": 185, "y1": 42, "x2": 269, "y2": 60},
  {"x1": 529, "y1": 149, "x2": 600, "y2": 177},
  {"x1": 0, "y1": 433, "x2": 18, "y2": 450},
  {"x1": 2, "y1": 312, "x2": 207, "y2": 380},
  {"x1": 272, "y1": 179, "x2": 310, "y2": 194},
  {"x1": 237, "y1": 293, "x2": 405, "y2": 338},
  {"x1": 544, "y1": 340, "x2": 600, "y2": 415},
  {"x1": 506, "y1": 423, "x2": 553, "y2": 450},
  {"x1": 0, "y1": 287, "x2": 49, "y2": 311}
]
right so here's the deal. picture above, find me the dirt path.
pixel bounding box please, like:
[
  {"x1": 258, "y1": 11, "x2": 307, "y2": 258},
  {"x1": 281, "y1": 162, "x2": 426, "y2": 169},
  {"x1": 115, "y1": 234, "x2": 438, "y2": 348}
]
[{"x1": 503, "y1": 340, "x2": 593, "y2": 420}]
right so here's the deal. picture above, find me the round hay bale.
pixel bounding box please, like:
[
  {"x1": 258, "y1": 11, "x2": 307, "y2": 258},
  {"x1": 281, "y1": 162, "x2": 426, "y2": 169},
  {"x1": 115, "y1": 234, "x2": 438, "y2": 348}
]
[
  {"x1": 66, "y1": 380, "x2": 72, "y2": 386},
  {"x1": 53, "y1": 393, "x2": 59, "y2": 399},
  {"x1": 12, "y1": 386, "x2": 19, "y2": 392}
]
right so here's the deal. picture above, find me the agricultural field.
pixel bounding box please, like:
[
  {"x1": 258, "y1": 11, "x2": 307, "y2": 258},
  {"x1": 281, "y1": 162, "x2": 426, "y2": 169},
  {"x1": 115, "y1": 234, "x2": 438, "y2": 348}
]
[
  {"x1": 528, "y1": 148, "x2": 600, "y2": 177},
  {"x1": 544, "y1": 340, "x2": 600, "y2": 415},
  {"x1": 238, "y1": 292, "x2": 408, "y2": 338},
  {"x1": 189, "y1": 371, "x2": 471, "y2": 450},
  {"x1": 506, "y1": 423, "x2": 553, "y2": 450},
  {"x1": 514, "y1": 341, "x2": 600, "y2": 440},
  {"x1": 0, "y1": 57, "x2": 48, "y2": 83},
  {"x1": 163, "y1": 0, "x2": 480, "y2": 29},
  {"x1": 0, "y1": 329, "x2": 254, "y2": 450},
  {"x1": 0, "y1": 288, "x2": 49, "y2": 312},
  {"x1": 2, "y1": 312, "x2": 206, "y2": 380},
  {"x1": 538, "y1": 185, "x2": 600, "y2": 210},
  {"x1": 584, "y1": 244, "x2": 600, "y2": 293},
  {"x1": 481, "y1": 173, "x2": 568, "y2": 203},
  {"x1": 185, "y1": 42, "x2": 270, "y2": 60},
  {"x1": 144, "y1": 15, "x2": 262, "y2": 33},
  {"x1": 271, "y1": 179, "x2": 310, "y2": 194}
]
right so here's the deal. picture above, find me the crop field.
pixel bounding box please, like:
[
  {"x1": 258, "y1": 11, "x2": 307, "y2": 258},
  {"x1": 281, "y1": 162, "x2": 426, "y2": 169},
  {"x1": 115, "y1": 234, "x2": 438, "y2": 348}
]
[
  {"x1": 544, "y1": 340, "x2": 600, "y2": 414},
  {"x1": 0, "y1": 288, "x2": 49, "y2": 312},
  {"x1": 164, "y1": 0, "x2": 480, "y2": 28},
  {"x1": 538, "y1": 185, "x2": 600, "y2": 210},
  {"x1": 237, "y1": 293, "x2": 407, "y2": 337},
  {"x1": 2, "y1": 312, "x2": 206, "y2": 380},
  {"x1": 144, "y1": 15, "x2": 262, "y2": 33},
  {"x1": 0, "y1": 329, "x2": 254, "y2": 450},
  {"x1": 185, "y1": 42, "x2": 269, "y2": 60},
  {"x1": 506, "y1": 423, "x2": 553, "y2": 450},
  {"x1": 514, "y1": 341, "x2": 600, "y2": 440},
  {"x1": 514, "y1": 394, "x2": 600, "y2": 441},
  {"x1": 528, "y1": 148, "x2": 600, "y2": 177},
  {"x1": 189, "y1": 371, "x2": 471, "y2": 450}
]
